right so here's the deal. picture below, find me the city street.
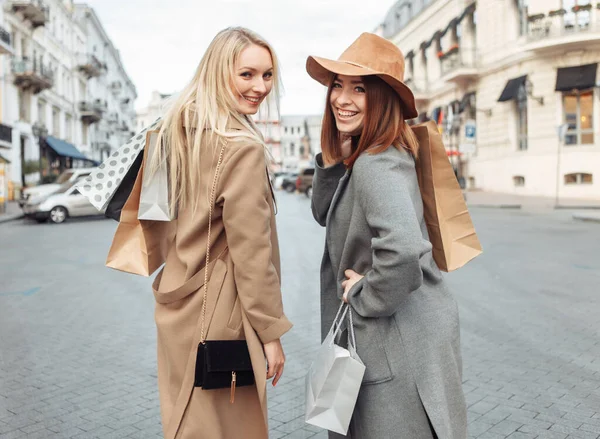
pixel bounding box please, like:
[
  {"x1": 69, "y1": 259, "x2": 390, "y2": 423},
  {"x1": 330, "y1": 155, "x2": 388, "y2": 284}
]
[{"x1": 0, "y1": 192, "x2": 599, "y2": 439}]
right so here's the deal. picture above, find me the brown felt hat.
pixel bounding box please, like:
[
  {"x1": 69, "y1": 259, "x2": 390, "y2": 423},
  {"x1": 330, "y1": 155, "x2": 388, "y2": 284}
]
[{"x1": 306, "y1": 32, "x2": 418, "y2": 119}]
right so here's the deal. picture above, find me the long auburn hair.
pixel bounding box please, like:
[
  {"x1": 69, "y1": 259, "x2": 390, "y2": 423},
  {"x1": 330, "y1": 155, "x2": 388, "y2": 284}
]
[
  {"x1": 320, "y1": 75, "x2": 419, "y2": 168},
  {"x1": 149, "y1": 27, "x2": 281, "y2": 216}
]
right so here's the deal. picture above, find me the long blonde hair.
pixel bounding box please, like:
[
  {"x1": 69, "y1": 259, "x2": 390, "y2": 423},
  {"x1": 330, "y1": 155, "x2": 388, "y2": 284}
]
[{"x1": 150, "y1": 27, "x2": 281, "y2": 215}]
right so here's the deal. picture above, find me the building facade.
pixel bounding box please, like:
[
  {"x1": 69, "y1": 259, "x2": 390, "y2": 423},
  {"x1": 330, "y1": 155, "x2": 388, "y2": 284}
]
[
  {"x1": 255, "y1": 118, "x2": 282, "y2": 171},
  {"x1": 0, "y1": 0, "x2": 136, "y2": 198},
  {"x1": 73, "y1": 4, "x2": 137, "y2": 163},
  {"x1": 280, "y1": 115, "x2": 322, "y2": 171},
  {"x1": 135, "y1": 89, "x2": 170, "y2": 132},
  {"x1": 381, "y1": 0, "x2": 600, "y2": 200}
]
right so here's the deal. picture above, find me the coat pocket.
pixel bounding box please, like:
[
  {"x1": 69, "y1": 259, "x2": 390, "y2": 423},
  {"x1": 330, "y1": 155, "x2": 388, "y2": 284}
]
[
  {"x1": 226, "y1": 296, "x2": 243, "y2": 331},
  {"x1": 353, "y1": 317, "x2": 393, "y2": 385}
]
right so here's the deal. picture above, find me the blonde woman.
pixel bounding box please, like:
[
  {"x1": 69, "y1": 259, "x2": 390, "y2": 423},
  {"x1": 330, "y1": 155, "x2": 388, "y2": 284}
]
[{"x1": 149, "y1": 28, "x2": 292, "y2": 439}]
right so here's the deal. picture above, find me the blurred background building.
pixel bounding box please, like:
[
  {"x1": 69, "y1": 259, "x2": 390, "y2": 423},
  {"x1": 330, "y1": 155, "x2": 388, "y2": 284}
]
[
  {"x1": 379, "y1": 0, "x2": 600, "y2": 200},
  {"x1": 136, "y1": 89, "x2": 170, "y2": 132},
  {"x1": 0, "y1": 0, "x2": 136, "y2": 201},
  {"x1": 280, "y1": 115, "x2": 322, "y2": 172}
]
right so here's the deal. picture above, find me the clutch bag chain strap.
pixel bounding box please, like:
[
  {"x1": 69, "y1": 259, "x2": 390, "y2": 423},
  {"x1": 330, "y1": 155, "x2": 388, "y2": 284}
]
[
  {"x1": 198, "y1": 140, "x2": 235, "y2": 400},
  {"x1": 200, "y1": 139, "x2": 226, "y2": 345}
]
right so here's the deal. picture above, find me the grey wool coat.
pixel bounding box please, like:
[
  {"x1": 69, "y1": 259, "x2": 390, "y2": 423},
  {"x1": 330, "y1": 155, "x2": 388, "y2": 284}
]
[{"x1": 312, "y1": 146, "x2": 467, "y2": 439}]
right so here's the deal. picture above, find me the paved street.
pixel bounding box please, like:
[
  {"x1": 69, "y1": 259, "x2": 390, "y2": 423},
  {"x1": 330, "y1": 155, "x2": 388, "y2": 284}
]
[{"x1": 0, "y1": 192, "x2": 599, "y2": 439}]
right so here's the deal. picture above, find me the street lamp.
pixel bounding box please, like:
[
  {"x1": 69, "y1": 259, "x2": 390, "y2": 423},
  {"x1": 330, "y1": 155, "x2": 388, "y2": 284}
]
[
  {"x1": 32, "y1": 121, "x2": 49, "y2": 183},
  {"x1": 525, "y1": 79, "x2": 544, "y2": 105}
]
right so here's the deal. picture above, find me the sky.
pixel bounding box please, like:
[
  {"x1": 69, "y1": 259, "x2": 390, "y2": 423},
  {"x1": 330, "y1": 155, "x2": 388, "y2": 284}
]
[{"x1": 81, "y1": 0, "x2": 396, "y2": 116}]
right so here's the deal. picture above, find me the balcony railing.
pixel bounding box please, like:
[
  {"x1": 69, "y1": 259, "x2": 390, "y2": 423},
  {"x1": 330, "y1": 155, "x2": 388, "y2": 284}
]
[
  {"x1": 440, "y1": 48, "x2": 477, "y2": 78},
  {"x1": 79, "y1": 100, "x2": 106, "y2": 124},
  {"x1": 109, "y1": 81, "x2": 122, "y2": 95},
  {"x1": 404, "y1": 77, "x2": 430, "y2": 103},
  {"x1": 10, "y1": 0, "x2": 49, "y2": 28},
  {"x1": 76, "y1": 53, "x2": 105, "y2": 78},
  {"x1": 0, "y1": 123, "x2": 12, "y2": 145},
  {"x1": 12, "y1": 58, "x2": 53, "y2": 93},
  {"x1": 527, "y1": 10, "x2": 600, "y2": 42}
]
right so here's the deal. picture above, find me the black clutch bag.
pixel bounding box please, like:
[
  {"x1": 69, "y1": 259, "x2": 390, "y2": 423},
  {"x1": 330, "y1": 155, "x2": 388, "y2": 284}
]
[{"x1": 194, "y1": 340, "x2": 255, "y2": 402}]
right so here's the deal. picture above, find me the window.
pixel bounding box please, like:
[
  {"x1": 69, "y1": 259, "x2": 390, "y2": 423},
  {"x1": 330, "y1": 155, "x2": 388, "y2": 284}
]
[
  {"x1": 19, "y1": 90, "x2": 31, "y2": 122},
  {"x1": 564, "y1": 173, "x2": 593, "y2": 184},
  {"x1": 516, "y1": 85, "x2": 528, "y2": 150},
  {"x1": 52, "y1": 106, "x2": 60, "y2": 136},
  {"x1": 37, "y1": 99, "x2": 46, "y2": 124},
  {"x1": 563, "y1": 0, "x2": 591, "y2": 30},
  {"x1": 513, "y1": 176, "x2": 525, "y2": 187},
  {"x1": 563, "y1": 90, "x2": 594, "y2": 145},
  {"x1": 290, "y1": 142, "x2": 295, "y2": 156},
  {"x1": 65, "y1": 114, "x2": 72, "y2": 142}
]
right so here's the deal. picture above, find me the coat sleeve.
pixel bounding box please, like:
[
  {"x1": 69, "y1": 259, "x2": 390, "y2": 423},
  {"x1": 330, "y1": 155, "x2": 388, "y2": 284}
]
[
  {"x1": 218, "y1": 141, "x2": 292, "y2": 343},
  {"x1": 311, "y1": 153, "x2": 346, "y2": 226},
  {"x1": 346, "y1": 149, "x2": 431, "y2": 318}
]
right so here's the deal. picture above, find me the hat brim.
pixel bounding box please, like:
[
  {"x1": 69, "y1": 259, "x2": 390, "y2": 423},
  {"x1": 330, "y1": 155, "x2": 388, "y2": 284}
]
[{"x1": 306, "y1": 56, "x2": 419, "y2": 120}]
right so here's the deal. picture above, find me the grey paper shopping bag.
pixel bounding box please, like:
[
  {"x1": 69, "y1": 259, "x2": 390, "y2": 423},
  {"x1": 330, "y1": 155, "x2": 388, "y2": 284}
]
[
  {"x1": 305, "y1": 304, "x2": 365, "y2": 435},
  {"x1": 138, "y1": 131, "x2": 174, "y2": 221}
]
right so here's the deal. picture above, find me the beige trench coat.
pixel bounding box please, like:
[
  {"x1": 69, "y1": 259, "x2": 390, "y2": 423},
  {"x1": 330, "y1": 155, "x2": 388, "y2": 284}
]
[{"x1": 151, "y1": 118, "x2": 292, "y2": 439}]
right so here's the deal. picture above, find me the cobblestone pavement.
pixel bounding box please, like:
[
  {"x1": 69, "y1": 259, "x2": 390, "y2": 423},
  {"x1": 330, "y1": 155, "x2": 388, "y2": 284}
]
[{"x1": 0, "y1": 192, "x2": 598, "y2": 439}]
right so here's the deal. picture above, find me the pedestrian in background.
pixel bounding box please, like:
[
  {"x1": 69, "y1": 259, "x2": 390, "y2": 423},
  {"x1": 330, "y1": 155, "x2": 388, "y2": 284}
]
[
  {"x1": 149, "y1": 27, "x2": 292, "y2": 439},
  {"x1": 308, "y1": 33, "x2": 467, "y2": 438}
]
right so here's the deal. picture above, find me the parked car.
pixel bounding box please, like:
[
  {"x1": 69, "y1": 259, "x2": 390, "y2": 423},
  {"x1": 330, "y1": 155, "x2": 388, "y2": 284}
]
[
  {"x1": 22, "y1": 181, "x2": 101, "y2": 224},
  {"x1": 296, "y1": 167, "x2": 315, "y2": 198},
  {"x1": 280, "y1": 173, "x2": 298, "y2": 193},
  {"x1": 19, "y1": 168, "x2": 96, "y2": 207}
]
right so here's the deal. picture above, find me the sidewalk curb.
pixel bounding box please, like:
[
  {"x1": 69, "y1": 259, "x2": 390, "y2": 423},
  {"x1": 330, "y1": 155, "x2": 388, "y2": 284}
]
[
  {"x1": 573, "y1": 214, "x2": 600, "y2": 223},
  {"x1": 0, "y1": 213, "x2": 24, "y2": 224},
  {"x1": 467, "y1": 204, "x2": 522, "y2": 209},
  {"x1": 555, "y1": 205, "x2": 600, "y2": 210}
]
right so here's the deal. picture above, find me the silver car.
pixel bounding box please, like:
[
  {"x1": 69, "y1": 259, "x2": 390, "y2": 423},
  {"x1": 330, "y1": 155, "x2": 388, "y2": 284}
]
[{"x1": 22, "y1": 182, "x2": 102, "y2": 224}]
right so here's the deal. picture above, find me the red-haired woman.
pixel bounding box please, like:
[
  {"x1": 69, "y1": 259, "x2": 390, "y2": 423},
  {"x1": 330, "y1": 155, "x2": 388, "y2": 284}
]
[{"x1": 307, "y1": 33, "x2": 467, "y2": 439}]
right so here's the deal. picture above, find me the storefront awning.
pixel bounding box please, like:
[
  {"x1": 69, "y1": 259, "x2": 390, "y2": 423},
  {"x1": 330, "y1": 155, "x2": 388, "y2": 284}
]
[
  {"x1": 458, "y1": 2, "x2": 476, "y2": 23},
  {"x1": 555, "y1": 63, "x2": 598, "y2": 92},
  {"x1": 44, "y1": 136, "x2": 93, "y2": 162},
  {"x1": 497, "y1": 75, "x2": 527, "y2": 102}
]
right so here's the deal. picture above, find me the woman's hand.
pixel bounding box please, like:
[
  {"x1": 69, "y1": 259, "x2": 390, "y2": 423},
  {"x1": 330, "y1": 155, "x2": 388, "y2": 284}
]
[
  {"x1": 323, "y1": 134, "x2": 353, "y2": 167},
  {"x1": 341, "y1": 269, "x2": 364, "y2": 303},
  {"x1": 263, "y1": 339, "x2": 285, "y2": 386}
]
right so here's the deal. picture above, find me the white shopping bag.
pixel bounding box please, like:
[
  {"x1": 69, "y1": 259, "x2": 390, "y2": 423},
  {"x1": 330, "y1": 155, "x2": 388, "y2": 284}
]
[
  {"x1": 305, "y1": 303, "x2": 366, "y2": 435},
  {"x1": 137, "y1": 130, "x2": 173, "y2": 221},
  {"x1": 76, "y1": 118, "x2": 161, "y2": 212}
]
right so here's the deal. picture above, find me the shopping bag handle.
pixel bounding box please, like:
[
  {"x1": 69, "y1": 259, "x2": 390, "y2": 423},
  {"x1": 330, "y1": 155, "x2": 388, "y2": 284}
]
[
  {"x1": 347, "y1": 305, "x2": 357, "y2": 352},
  {"x1": 330, "y1": 303, "x2": 348, "y2": 342},
  {"x1": 328, "y1": 302, "x2": 358, "y2": 352}
]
